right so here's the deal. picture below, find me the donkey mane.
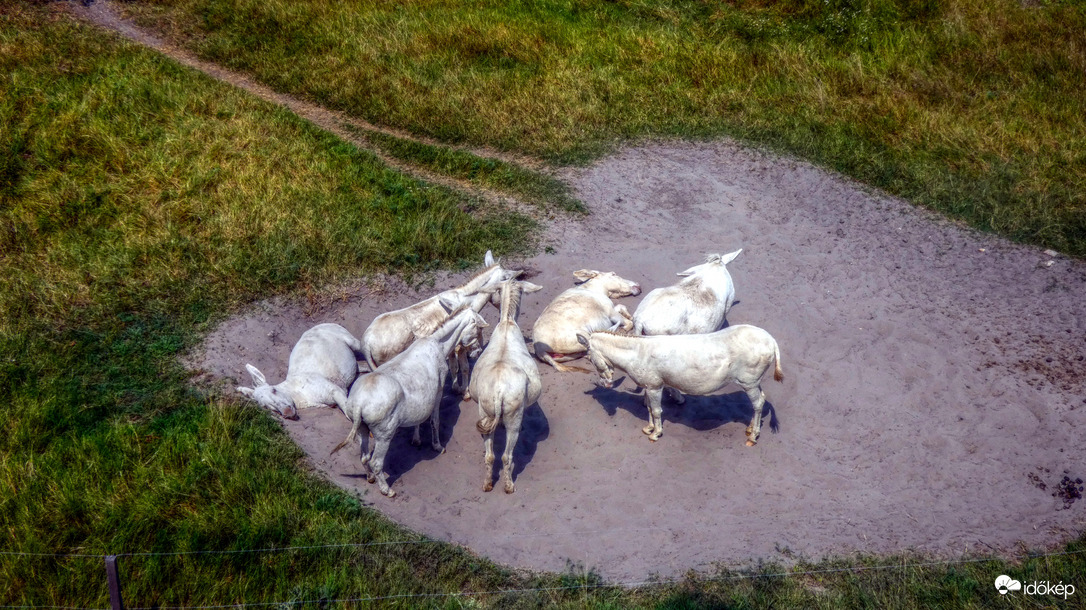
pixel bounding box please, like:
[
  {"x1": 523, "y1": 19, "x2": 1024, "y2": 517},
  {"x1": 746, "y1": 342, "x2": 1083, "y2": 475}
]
[
  {"x1": 592, "y1": 329, "x2": 637, "y2": 338},
  {"x1": 438, "y1": 300, "x2": 474, "y2": 327},
  {"x1": 457, "y1": 264, "x2": 500, "y2": 291},
  {"x1": 499, "y1": 281, "x2": 523, "y2": 323}
]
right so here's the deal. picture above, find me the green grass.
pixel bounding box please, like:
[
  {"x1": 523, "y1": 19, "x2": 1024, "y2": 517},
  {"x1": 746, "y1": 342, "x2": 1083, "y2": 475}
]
[
  {"x1": 126, "y1": 0, "x2": 1086, "y2": 255},
  {"x1": 3, "y1": 2, "x2": 1086, "y2": 608},
  {"x1": 347, "y1": 125, "x2": 586, "y2": 214},
  {"x1": 0, "y1": 3, "x2": 534, "y2": 605}
]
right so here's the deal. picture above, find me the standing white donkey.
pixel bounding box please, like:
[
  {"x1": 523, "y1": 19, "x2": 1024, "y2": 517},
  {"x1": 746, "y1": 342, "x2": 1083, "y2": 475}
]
[
  {"x1": 237, "y1": 323, "x2": 363, "y2": 420},
  {"x1": 332, "y1": 303, "x2": 488, "y2": 497},
  {"x1": 633, "y1": 249, "x2": 741, "y2": 404},
  {"x1": 532, "y1": 269, "x2": 641, "y2": 372},
  {"x1": 633, "y1": 249, "x2": 742, "y2": 336},
  {"x1": 577, "y1": 325, "x2": 783, "y2": 445},
  {"x1": 467, "y1": 279, "x2": 543, "y2": 493}
]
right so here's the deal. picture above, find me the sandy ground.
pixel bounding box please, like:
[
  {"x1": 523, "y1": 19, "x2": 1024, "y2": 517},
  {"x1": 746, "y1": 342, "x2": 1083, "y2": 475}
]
[{"x1": 189, "y1": 140, "x2": 1086, "y2": 581}]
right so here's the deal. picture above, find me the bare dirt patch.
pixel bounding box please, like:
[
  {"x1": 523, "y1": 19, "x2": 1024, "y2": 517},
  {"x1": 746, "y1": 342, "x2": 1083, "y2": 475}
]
[{"x1": 190, "y1": 141, "x2": 1086, "y2": 581}]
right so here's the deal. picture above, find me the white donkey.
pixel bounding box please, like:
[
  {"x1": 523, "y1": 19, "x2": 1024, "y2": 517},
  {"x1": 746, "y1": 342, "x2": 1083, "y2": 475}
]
[
  {"x1": 237, "y1": 323, "x2": 363, "y2": 420},
  {"x1": 633, "y1": 249, "x2": 742, "y2": 336},
  {"x1": 359, "y1": 250, "x2": 517, "y2": 371},
  {"x1": 467, "y1": 279, "x2": 543, "y2": 493},
  {"x1": 332, "y1": 303, "x2": 488, "y2": 497},
  {"x1": 576, "y1": 324, "x2": 783, "y2": 445},
  {"x1": 633, "y1": 249, "x2": 741, "y2": 404},
  {"x1": 532, "y1": 269, "x2": 641, "y2": 372}
]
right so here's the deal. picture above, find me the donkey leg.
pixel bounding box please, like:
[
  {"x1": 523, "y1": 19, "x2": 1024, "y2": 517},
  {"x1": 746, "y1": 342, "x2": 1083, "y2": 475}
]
[
  {"x1": 644, "y1": 388, "x2": 665, "y2": 441},
  {"x1": 502, "y1": 409, "x2": 524, "y2": 494},
  {"x1": 429, "y1": 395, "x2": 444, "y2": 453},
  {"x1": 744, "y1": 385, "x2": 766, "y2": 446},
  {"x1": 368, "y1": 436, "x2": 395, "y2": 496},
  {"x1": 360, "y1": 428, "x2": 376, "y2": 483},
  {"x1": 641, "y1": 392, "x2": 656, "y2": 436},
  {"x1": 456, "y1": 349, "x2": 471, "y2": 395},
  {"x1": 482, "y1": 432, "x2": 495, "y2": 492}
]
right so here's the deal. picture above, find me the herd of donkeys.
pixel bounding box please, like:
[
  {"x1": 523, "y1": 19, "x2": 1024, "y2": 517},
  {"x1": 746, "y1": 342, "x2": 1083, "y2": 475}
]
[{"x1": 237, "y1": 250, "x2": 783, "y2": 497}]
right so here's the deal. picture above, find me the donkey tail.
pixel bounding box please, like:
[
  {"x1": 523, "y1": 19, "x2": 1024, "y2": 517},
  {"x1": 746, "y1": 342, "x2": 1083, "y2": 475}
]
[
  {"x1": 542, "y1": 352, "x2": 593, "y2": 374},
  {"x1": 363, "y1": 350, "x2": 378, "y2": 373},
  {"x1": 331, "y1": 415, "x2": 368, "y2": 455},
  {"x1": 772, "y1": 339, "x2": 784, "y2": 383},
  {"x1": 552, "y1": 360, "x2": 593, "y2": 374},
  {"x1": 476, "y1": 390, "x2": 505, "y2": 436}
]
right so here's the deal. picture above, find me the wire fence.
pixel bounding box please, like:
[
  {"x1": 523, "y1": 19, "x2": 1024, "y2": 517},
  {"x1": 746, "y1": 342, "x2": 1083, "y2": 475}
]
[{"x1": 3, "y1": 535, "x2": 1083, "y2": 609}]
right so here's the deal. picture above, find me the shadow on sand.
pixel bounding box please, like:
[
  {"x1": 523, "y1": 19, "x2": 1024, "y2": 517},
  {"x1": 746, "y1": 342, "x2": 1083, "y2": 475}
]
[{"x1": 583, "y1": 375, "x2": 779, "y2": 437}]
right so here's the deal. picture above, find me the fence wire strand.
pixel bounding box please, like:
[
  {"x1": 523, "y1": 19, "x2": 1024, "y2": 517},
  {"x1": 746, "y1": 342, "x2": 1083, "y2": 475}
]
[{"x1": 3, "y1": 547, "x2": 1083, "y2": 609}]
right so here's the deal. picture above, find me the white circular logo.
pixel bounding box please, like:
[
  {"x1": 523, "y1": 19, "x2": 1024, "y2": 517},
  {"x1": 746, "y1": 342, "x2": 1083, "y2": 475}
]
[{"x1": 995, "y1": 575, "x2": 1022, "y2": 595}]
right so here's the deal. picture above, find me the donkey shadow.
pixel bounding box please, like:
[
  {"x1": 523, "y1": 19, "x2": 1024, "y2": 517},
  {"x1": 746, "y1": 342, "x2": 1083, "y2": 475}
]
[{"x1": 585, "y1": 376, "x2": 780, "y2": 437}]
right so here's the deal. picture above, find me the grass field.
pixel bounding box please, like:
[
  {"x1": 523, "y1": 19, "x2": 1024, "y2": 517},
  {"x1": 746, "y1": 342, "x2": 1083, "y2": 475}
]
[
  {"x1": 2, "y1": 1, "x2": 1085, "y2": 608},
  {"x1": 125, "y1": 0, "x2": 1086, "y2": 255}
]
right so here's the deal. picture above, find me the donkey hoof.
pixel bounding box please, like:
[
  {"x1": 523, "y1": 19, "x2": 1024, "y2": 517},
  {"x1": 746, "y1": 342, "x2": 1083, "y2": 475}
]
[
  {"x1": 483, "y1": 481, "x2": 493, "y2": 492},
  {"x1": 504, "y1": 483, "x2": 515, "y2": 494},
  {"x1": 410, "y1": 438, "x2": 422, "y2": 448},
  {"x1": 367, "y1": 474, "x2": 376, "y2": 484},
  {"x1": 745, "y1": 439, "x2": 756, "y2": 447},
  {"x1": 383, "y1": 489, "x2": 396, "y2": 498},
  {"x1": 642, "y1": 425, "x2": 654, "y2": 436}
]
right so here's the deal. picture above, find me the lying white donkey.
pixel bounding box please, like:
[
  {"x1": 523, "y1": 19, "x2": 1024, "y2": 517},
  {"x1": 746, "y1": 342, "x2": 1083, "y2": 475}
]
[
  {"x1": 332, "y1": 302, "x2": 488, "y2": 497},
  {"x1": 237, "y1": 323, "x2": 364, "y2": 420},
  {"x1": 633, "y1": 249, "x2": 742, "y2": 336},
  {"x1": 532, "y1": 269, "x2": 641, "y2": 372},
  {"x1": 576, "y1": 324, "x2": 783, "y2": 445},
  {"x1": 468, "y1": 279, "x2": 543, "y2": 494},
  {"x1": 359, "y1": 250, "x2": 517, "y2": 372}
]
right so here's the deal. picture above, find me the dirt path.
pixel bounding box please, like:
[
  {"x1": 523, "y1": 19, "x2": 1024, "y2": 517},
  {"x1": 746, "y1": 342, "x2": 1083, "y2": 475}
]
[
  {"x1": 66, "y1": 0, "x2": 550, "y2": 214},
  {"x1": 72, "y1": 0, "x2": 1086, "y2": 582}
]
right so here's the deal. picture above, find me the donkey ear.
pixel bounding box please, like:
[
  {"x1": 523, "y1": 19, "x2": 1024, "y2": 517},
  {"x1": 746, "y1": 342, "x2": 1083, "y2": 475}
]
[
  {"x1": 521, "y1": 281, "x2": 543, "y2": 293},
  {"x1": 484, "y1": 250, "x2": 496, "y2": 267},
  {"x1": 237, "y1": 386, "x2": 256, "y2": 398},
  {"x1": 719, "y1": 248, "x2": 742, "y2": 265},
  {"x1": 438, "y1": 293, "x2": 459, "y2": 313},
  {"x1": 676, "y1": 265, "x2": 698, "y2": 277},
  {"x1": 575, "y1": 331, "x2": 590, "y2": 348},
  {"x1": 245, "y1": 364, "x2": 267, "y2": 387},
  {"x1": 572, "y1": 269, "x2": 598, "y2": 283}
]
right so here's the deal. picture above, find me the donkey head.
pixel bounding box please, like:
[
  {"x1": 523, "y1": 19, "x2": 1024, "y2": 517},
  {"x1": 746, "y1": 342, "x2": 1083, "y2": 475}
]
[
  {"x1": 237, "y1": 364, "x2": 298, "y2": 420},
  {"x1": 575, "y1": 331, "x2": 615, "y2": 389},
  {"x1": 572, "y1": 269, "x2": 641, "y2": 298}
]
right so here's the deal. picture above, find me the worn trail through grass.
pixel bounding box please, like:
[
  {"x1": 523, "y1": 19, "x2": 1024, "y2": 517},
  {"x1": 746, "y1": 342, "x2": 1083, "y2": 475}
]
[{"x1": 68, "y1": 0, "x2": 575, "y2": 217}]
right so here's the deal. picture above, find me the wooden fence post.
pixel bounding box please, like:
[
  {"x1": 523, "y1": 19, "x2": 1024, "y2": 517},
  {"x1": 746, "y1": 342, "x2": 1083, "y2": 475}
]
[{"x1": 104, "y1": 555, "x2": 124, "y2": 610}]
